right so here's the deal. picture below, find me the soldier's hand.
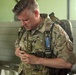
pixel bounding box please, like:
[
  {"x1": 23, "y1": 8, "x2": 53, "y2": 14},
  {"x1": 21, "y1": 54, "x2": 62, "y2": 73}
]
[
  {"x1": 15, "y1": 47, "x2": 25, "y2": 58},
  {"x1": 21, "y1": 52, "x2": 40, "y2": 64}
]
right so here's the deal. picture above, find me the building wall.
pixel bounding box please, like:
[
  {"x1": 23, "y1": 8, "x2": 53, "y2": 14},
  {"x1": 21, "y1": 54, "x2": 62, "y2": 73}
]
[{"x1": 0, "y1": 0, "x2": 76, "y2": 22}]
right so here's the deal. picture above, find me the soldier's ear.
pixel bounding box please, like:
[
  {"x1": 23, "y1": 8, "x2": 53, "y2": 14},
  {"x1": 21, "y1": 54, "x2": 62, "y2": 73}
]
[{"x1": 34, "y1": 10, "x2": 39, "y2": 17}]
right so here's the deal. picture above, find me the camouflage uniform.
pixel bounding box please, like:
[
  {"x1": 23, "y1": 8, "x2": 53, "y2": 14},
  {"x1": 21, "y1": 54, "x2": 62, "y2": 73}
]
[{"x1": 15, "y1": 14, "x2": 75, "y2": 75}]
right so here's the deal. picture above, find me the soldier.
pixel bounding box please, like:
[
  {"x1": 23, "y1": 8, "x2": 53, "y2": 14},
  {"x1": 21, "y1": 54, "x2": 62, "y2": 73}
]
[{"x1": 12, "y1": 0, "x2": 75, "y2": 75}]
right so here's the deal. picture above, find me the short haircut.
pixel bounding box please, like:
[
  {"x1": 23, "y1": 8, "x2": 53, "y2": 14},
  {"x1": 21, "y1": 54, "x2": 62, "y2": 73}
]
[{"x1": 12, "y1": 0, "x2": 39, "y2": 15}]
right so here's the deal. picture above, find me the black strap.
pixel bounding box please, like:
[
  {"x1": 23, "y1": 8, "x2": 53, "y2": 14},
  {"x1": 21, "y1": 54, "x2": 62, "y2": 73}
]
[{"x1": 44, "y1": 22, "x2": 56, "y2": 58}]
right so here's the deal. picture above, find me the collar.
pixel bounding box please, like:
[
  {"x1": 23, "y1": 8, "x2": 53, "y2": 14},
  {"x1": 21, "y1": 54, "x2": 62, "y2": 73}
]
[{"x1": 31, "y1": 14, "x2": 52, "y2": 35}]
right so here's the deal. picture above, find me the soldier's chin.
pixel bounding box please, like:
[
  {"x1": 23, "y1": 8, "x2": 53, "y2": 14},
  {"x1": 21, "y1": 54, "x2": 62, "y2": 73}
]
[{"x1": 25, "y1": 26, "x2": 31, "y2": 30}]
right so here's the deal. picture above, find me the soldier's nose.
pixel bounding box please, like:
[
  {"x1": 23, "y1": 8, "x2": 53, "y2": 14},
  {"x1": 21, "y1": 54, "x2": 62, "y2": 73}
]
[{"x1": 21, "y1": 21, "x2": 27, "y2": 26}]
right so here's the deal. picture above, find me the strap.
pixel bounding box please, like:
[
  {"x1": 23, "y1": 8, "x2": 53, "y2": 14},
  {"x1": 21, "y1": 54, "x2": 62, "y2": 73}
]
[{"x1": 44, "y1": 22, "x2": 55, "y2": 58}]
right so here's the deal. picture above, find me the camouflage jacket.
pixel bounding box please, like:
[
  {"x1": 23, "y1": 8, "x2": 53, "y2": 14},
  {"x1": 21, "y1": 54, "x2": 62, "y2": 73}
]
[{"x1": 15, "y1": 15, "x2": 75, "y2": 75}]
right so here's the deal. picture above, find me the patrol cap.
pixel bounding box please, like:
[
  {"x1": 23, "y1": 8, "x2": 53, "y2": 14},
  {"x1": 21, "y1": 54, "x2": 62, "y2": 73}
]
[{"x1": 12, "y1": 0, "x2": 38, "y2": 15}]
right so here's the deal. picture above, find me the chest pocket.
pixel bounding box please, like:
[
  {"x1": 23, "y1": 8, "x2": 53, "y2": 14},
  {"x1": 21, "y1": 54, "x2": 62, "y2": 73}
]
[
  {"x1": 19, "y1": 31, "x2": 45, "y2": 54},
  {"x1": 32, "y1": 33, "x2": 45, "y2": 53}
]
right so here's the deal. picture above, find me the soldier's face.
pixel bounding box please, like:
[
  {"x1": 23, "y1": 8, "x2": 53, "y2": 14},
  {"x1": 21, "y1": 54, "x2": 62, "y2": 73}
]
[{"x1": 17, "y1": 9, "x2": 40, "y2": 30}]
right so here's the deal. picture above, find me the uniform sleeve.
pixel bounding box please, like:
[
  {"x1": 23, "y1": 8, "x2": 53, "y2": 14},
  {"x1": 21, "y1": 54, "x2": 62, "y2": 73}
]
[
  {"x1": 15, "y1": 26, "x2": 26, "y2": 47},
  {"x1": 14, "y1": 38, "x2": 20, "y2": 48},
  {"x1": 52, "y1": 23, "x2": 75, "y2": 64},
  {"x1": 14, "y1": 27, "x2": 23, "y2": 48}
]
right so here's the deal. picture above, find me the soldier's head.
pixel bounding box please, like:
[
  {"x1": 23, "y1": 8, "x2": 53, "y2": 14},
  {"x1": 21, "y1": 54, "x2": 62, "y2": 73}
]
[
  {"x1": 13, "y1": 0, "x2": 41, "y2": 30},
  {"x1": 13, "y1": 0, "x2": 39, "y2": 15}
]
